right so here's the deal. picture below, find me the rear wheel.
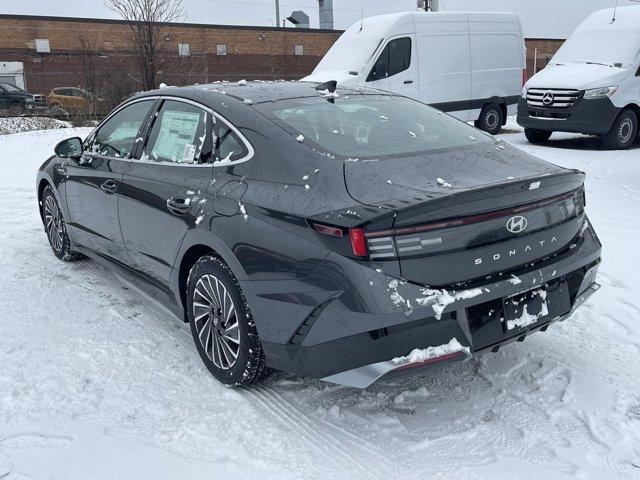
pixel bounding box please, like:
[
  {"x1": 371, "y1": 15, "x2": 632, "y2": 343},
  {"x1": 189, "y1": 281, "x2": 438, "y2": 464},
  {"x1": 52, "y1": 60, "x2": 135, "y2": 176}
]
[
  {"x1": 187, "y1": 256, "x2": 270, "y2": 386},
  {"x1": 603, "y1": 109, "x2": 637, "y2": 150},
  {"x1": 475, "y1": 103, "x2": 504, "y2": 135},
  {"x1": 524, "y1": 128, "x2": 553, "y2": 144},
  {"x1": 41, "y1": 186, "x2": 83, "y2": 261}
]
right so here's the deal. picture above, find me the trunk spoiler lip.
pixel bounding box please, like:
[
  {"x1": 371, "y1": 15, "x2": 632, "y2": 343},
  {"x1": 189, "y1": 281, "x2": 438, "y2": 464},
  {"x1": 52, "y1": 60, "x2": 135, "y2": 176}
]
[{"x1": 366, "y1": 186, "x2": 584, "y2": 239}]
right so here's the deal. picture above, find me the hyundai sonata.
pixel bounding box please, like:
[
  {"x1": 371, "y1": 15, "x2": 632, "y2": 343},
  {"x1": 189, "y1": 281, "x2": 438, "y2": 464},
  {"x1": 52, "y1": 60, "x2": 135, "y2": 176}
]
[{"x1": 37, "y1": 81, "x2": 602, "y2": 388}]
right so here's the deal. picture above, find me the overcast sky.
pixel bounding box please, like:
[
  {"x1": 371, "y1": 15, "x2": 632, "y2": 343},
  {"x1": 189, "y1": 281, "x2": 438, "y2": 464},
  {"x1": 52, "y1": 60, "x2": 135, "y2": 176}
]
[{"x1": 1, "y1": 0, "x2": 639, "y2": 38}]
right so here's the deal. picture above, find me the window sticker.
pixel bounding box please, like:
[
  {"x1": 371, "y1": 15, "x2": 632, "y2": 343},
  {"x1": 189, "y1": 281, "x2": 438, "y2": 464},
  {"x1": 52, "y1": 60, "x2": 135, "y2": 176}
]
[
  {"x1": 151, "y1": 110, "x2": 202, "y2": 163},
  {"x1": 182, "y1": 144, "x2": 196, "y2": 163}
]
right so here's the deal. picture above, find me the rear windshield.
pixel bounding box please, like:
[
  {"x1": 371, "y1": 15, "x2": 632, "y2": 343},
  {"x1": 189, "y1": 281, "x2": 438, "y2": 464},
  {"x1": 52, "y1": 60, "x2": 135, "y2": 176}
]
[{"x1": 259, "y1": 94, "x2": 491, "y2": 159}]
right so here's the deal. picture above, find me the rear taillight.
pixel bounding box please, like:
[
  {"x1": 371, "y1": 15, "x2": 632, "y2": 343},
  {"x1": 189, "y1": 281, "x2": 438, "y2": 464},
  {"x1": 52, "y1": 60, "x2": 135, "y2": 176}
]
[
  {"x1": 312, "y1": 223, "x2": 369, "y2": 257},
  {"x1": 349, "y1": 228, "x2": 368, "y2": 257}
]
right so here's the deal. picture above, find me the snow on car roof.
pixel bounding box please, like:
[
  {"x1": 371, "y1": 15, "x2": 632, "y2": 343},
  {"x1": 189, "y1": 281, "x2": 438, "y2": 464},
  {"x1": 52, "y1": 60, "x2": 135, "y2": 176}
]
[{"x1": 133, "y1": 80, "x2": 389, "y2": 107}]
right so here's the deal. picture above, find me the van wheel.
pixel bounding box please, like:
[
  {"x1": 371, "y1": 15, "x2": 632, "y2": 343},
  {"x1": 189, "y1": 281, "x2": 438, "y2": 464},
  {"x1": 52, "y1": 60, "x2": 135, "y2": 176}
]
[
  {"x1": 475, "y1": 104, "x2": 503, "y2": 135},
  {"x1": 603, "y1": 109, "x2": 638, "y2": 150},
  {"x1": 524, "y1": 128, "x2": 553, "y2": 144}
]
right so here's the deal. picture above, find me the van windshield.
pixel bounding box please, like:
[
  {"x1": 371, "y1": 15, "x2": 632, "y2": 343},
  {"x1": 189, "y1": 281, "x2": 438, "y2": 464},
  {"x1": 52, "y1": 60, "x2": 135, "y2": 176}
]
[
  {"x1": 0, "y1": 83, "x2": 23, "y2": 93},
  {"x1": 259, "y1": 95, "x2": 491, "y2": 159},
  {"x1": 313, "y1": 34, "x2": 382, "y2": 75},
  {"x1": 552, "y1": 30, "x2": 640, "y2": 68}
]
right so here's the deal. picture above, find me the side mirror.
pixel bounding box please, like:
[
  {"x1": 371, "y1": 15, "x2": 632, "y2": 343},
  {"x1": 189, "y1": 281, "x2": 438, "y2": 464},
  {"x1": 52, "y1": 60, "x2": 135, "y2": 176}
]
[{"x1": 54, "y1": 137, "x2": 83, "y2": 159}]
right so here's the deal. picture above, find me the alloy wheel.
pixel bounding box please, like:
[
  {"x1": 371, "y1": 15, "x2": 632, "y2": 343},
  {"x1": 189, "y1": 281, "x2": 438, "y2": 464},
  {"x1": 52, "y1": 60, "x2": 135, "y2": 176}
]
[
  {"x1": 44, "y1": 195, "x2": 64, "y2": 253},
  {"x1": 192, "y1": 274, "x2": 240, "y2": 370}
]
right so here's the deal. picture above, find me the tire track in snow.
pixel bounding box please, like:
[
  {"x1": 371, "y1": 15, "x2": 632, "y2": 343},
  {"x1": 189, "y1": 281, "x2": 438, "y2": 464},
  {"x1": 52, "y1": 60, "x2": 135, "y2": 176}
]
[
  {"x1": 263, "y1": 386, "x2": 405, "y2": 476},
  {"x1": 244, "y1": 386, "x2": 397, "y2": 479}
]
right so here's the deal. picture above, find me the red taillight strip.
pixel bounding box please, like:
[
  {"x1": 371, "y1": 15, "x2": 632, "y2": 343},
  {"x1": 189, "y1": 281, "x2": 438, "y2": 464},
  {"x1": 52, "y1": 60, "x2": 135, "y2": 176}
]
[
  {"x1": 366, "y1": 190, "x2": 579, "y2": 239},
  {"x1": 393, "y1": 351, "x2": 466, "y2": 371}
]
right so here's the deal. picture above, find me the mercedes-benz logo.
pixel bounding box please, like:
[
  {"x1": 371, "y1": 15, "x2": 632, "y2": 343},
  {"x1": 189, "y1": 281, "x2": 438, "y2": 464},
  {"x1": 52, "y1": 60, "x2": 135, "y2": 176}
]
[
  {"x1": 506, "y1": 216, "x2": 528, "y2": 234},
  {"x1": 542, "y1": 91, "x2": 555, "y2": 106}
]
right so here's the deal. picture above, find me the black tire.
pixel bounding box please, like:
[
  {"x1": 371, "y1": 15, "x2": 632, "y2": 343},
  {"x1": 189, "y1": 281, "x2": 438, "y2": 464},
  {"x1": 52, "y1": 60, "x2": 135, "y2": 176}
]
[
  {"x1": 603, "y1": 109, "x2": 638, "y2": 150},
  {"x1": 475, "y1": 103, "x2": 504, "y2": 135},
  {"x1": 41, "y1": 186, "x2": 84, "y2": 261},
  {"x1": 524, "y1": 128, "x2": 553, "y2": 144},
  {"x1": 8, "y1": 103, "x2": 25, "y2": 116},
  {"x1": 187, "y1": 255, "x2": 269, "y2": 386}
]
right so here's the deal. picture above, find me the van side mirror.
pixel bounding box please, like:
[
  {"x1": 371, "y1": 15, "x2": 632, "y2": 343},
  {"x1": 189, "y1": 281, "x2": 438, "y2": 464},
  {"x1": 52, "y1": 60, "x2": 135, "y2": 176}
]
[{"x1": 54, "y1": 137, "x2": 83, "y2": 159}]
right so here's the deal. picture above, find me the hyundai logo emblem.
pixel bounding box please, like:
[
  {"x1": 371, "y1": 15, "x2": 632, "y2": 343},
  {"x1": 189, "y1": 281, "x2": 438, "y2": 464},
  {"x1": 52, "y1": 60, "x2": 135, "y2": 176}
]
[
  {"x1": 542, "y1": 91, "x2": 555, "y2": 106},
  {"x1": 506, "y1": 216, "x2": 528, "y2": 234}
]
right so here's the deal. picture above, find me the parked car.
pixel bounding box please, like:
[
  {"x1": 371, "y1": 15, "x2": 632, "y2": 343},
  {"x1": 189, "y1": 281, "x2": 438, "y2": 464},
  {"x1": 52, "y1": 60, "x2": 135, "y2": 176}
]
[
  {"x1": 518, "y1": 5, "x2": 640, "y2": 149},
  {"x1": 305, "y1": 12, "x2": 526, "y2": 135},
  {"x1": 0, "y1": 82, "x2": 47, "y2": 114},
  {"x1": 37, "y1": 82, "x2": 601, "y2": 388},
  {"x1": 47, "y1": 87, "x2": 106, "y2": 115}
]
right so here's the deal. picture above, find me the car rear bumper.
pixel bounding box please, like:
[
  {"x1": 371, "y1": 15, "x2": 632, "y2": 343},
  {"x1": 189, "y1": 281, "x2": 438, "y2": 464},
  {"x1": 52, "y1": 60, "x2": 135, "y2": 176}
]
[
  {"x1": 249, "y1": 218, "x2": 602, "y2": 387},
  {"x1": 516, "y1": 96, "x2": 620, "y2": 136}
]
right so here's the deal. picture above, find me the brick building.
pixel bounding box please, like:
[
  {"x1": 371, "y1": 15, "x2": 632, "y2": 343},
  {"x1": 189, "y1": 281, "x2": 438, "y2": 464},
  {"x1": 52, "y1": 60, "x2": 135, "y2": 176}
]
[
  {"x1": 525, "y1": 38, "x2": 565, "y2": 78},
  {"x1": 0, "y1": 14, "x2": 564, "y2": 107},
  {"x1": 0, "y1": 14, "x2": 341, "y2": 107}
]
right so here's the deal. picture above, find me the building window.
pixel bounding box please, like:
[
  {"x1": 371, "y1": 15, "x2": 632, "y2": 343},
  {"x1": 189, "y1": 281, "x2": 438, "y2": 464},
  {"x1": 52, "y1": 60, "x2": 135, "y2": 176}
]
[
  {"x1": 216, "y1": 44, "x2": 227, "y2": 56},
  {"x1": 294, "y1": 44, "x2": 304, "y2": 56},
  {"x1": 35, "y1": 39, "x2": 51, "y2": 53},
  {"x1": 178, "y1": 43, "x2": 190, "y2": 56}
]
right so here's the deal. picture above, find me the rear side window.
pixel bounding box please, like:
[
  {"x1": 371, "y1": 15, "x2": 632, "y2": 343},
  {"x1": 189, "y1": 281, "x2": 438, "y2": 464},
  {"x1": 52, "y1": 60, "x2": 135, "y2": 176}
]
[
  {"x1": 90, "y1": 100, "x2": 154, "y2": 158},
  {"x1": 367, "y1": 37, "x2": 412, "y2": 82},
  {"x1": 214, "y1": 124, "x2": 249, "y2": 164},
  {"x1": 143, "y1": 100, "x2": 208, "y2": 164}
]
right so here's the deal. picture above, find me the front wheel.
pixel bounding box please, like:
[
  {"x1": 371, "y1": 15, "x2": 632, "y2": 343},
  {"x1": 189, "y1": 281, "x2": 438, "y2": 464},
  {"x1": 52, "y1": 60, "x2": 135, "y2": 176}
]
[
  {"x1": 187, "y1": 256, "x2": 270, "y2": 386},
  {"x1": 524, "y1": 128, "x2": 553, "y2": 144},
  {"x1": 475, "y1": 103, "x2": 504, "y2": 135},
  {"x1": 41, "y1": 186, "x2": 83, "y2": 261},
  {"x1": 603, "y1": 109, "x2": 638, "y2": 150},
  {"x1": 8, "y1": 104, "x2": 25, "y2": 116}
]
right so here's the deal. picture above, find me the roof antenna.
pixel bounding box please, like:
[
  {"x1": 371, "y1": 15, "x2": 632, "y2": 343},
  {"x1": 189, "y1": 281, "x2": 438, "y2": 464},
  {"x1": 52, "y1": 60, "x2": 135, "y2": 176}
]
[
  {"x1": 611, "y1": 0, "x2": 618, "y2": 23},
  {"x1": 359, "y1": 7, "x2": 364, "y2": 31}
]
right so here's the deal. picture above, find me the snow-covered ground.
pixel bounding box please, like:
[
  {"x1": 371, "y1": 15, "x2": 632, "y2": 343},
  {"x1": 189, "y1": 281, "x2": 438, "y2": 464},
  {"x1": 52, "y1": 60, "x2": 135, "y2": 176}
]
[
  {"x1": 0, "y1": 117, "x2": 71, "y2": 136},
  {"x1": 0, "y1": 121, "x2": 639, "y2": 480}
]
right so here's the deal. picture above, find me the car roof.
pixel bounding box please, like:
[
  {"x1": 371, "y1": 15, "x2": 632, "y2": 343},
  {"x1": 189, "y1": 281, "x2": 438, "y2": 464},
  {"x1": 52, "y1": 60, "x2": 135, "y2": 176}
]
[{"x1": 132, "y1": 80, "x2": 391, "y2": 107}]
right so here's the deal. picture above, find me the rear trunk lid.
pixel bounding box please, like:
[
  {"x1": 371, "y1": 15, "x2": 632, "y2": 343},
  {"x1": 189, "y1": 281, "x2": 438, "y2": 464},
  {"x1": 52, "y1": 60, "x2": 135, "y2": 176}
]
[{"x1": 344, "y1": 143, "x2": 586, "y2": 286}]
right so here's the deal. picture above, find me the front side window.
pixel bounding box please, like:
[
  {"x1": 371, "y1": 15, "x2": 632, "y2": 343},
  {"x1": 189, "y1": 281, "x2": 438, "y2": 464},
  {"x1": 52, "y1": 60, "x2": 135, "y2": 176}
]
[
  {"x1": 143, "y1": 100, "x2": 208, "y2": 164},
  {"x1": 367, "y1": 37, "x2": 412, "y2": 82},
  {"x1": 90, "y1": 100, "x2": 154, "y2": 158},
  {"x1": 263, "y1": 95, "x2": 490, "y2": 159}
]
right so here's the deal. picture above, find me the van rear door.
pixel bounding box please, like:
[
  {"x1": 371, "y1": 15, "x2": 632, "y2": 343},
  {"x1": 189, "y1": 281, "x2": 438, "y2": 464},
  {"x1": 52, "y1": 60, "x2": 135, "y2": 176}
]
[
  {"x1": 469, "y1": 13, "x2": 525, "y2": 118},
  {"x1": 414, "y1": 13, "x2": 472, "y2": 121}
]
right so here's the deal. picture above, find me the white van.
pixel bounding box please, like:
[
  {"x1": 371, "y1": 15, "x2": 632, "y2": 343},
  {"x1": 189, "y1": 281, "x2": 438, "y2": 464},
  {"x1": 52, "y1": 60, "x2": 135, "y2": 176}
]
[
  {"x1": 518, "y1": 5, "x2": 640, "y2": 149},
  {"x1": 304, "y1": 12, "x2": 526, "y2": 135}
]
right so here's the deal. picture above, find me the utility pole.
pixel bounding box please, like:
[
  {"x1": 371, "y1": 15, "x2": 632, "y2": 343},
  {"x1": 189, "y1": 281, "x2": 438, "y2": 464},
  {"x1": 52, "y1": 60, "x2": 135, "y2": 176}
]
[{"x1": 275, "y1": 0, "x2": 280, "y2": 27}]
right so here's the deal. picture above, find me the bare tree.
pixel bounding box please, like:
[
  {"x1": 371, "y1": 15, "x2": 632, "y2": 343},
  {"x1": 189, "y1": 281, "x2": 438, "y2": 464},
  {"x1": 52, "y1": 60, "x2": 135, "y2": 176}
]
[{"x1": 105, "y1": 0, "x2": 185, "y2": 90}]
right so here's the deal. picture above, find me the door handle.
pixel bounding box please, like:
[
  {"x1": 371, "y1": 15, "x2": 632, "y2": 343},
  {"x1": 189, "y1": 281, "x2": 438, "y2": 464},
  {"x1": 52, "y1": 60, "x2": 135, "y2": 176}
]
[
  {"x1": 166, "y1": 197, "x2": 192, "y2": 215},
  {"x1": 404, "y1": 79, "x2": 414, "y2": 84},
  {"x1": 100, "y1": 179, "x2": 118, "y2": 194}
]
